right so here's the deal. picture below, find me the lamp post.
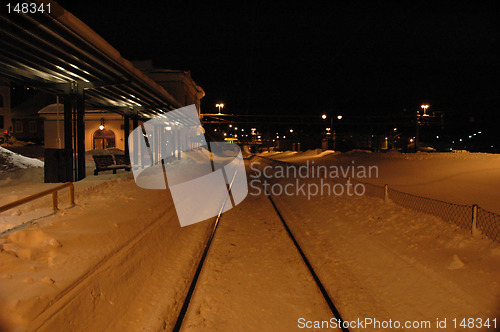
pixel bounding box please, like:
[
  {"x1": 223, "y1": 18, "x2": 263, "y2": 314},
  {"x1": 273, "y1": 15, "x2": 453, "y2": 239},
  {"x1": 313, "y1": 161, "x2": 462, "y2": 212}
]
[
  {"x1": 216, "y1": 103, "x2": 224, "y2": 114},
  {"x1": 322, "y1": 114, "x2": 342, "y2": 150},
  {"x1": 415, "y1": 104, "x2": 429, "y2": 152}
]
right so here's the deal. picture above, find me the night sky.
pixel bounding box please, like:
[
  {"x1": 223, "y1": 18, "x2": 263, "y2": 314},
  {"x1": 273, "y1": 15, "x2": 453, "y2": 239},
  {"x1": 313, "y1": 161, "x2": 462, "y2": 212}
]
[{"x1": 60, "y1": 1, "x2": 498, "y2": 125}]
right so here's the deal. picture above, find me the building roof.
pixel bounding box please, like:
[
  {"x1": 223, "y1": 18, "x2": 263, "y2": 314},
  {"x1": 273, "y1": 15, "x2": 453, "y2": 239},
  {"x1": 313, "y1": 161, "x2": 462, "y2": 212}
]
[{"x1": 0, "y1": 1, "x2": 182, "y2": 119}]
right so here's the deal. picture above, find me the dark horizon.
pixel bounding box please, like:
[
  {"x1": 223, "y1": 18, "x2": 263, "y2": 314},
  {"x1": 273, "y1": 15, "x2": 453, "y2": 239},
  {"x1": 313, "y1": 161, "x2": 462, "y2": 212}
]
[{"x1": 60, "y1": 1, "x2": 498, "y2": 124}]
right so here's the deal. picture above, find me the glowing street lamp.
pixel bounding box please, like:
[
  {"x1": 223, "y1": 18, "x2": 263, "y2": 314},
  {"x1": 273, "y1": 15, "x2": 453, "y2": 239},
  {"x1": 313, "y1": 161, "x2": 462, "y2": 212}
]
[
  {"x1": 416, "y1": 104, "x2": 430, "y2": 151},
  {"x1": 321, "y1": 114, "x2": 343, "y2": 150},
  {"x1": 420, "y1": 104, "x2": 429, "y2": 116},
  {"x1": 216, "y1": 103, "x2": 224, "y2": 114}
]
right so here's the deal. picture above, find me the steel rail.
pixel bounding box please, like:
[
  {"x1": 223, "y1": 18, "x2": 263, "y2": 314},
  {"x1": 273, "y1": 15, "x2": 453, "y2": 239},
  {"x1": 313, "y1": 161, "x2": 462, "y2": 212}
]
[{"x1": 253, "y1": 158, "x2": 349, "y2": 332}]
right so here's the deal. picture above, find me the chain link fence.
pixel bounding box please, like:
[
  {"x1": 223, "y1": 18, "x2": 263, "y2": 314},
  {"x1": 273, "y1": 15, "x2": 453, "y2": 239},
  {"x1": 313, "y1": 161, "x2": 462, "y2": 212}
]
[
  {"x1": 387, "y1": 188, "x2": 473, "y2": 230},
  {"x1": 257, "y1": 156, "x2": 499, "y2": 243},
  {"x1": 476, "y1": 208, "x2": 500, "y2": 242}
]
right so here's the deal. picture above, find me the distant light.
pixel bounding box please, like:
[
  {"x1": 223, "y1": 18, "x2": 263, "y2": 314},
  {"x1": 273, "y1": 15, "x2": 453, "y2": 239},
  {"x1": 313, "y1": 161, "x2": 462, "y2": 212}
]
[
  {"x1": 99, "y1": 125, "x2": 104, "y2": 130},
  {"x1": 459, "y1": 139, "x2": 463, "y2": 142},
  {"x1": 229, "y1": 124, "x2": 232, "y2": 128},
  {"x1": 290, "y1": 129, "x2": 294, "y2": 133},
  {"x1": 223, "y1": 133, "x2": 227, "y2": 136},
  {"x1": 469, "y1": 135, "x2": 472, "y2": 138},
  {"x1": 241, "y1": 128, "x2": 244, "y2": 131},
  {"x1": 436, "y1": 135, "x2": 439, "y2": 139},
  {"x1": 393, "y1": 128, "x2": 397, "y2": 131},
  {"x1": 251, "y1": 128, "x2": 256, "y2": 131},
  {"x1": 166, "y1": 126, "x2": 172, "y2": 131},
  {"x1": 214, "y1": 129, "x2": 217, "y2": 132},
  {"x1": 452, "y1": 140, "x2": 455, "y2": 143},
  {"x1": 283, "y1": 136, "x2": 286, "y2": 139},
  {"x1": 385, "y1": 137, "x2": 388, "y2": 140},
  {"x1": 473, "y1": 133, "x2": 476, "y2": 136},
  {"x1": 322, "y1": 114, "x2": 327, "y2": 120},
  {"x1": 234, "y1": 127, "x2": 238, "y2": 130},
  {"x1": 272, "y1": 139, "x2": 275, "y2": 142},
  {"x1": 326, "y1": 127, "x2": 331, "y2": 131},
  {"x1": 478, "y1": 131, "x2": 482, "y2": 134},
  {"x1": 337, "y1": 115, "x2": 343, "y2": 120},
  {"x1": 409, "y1": 138, "x2": 414, "y2": 143},
  {"x1": 257, "y1": 135, "x2": 261, "y2": 138},
  {"x1": 276, "y1": 135, "x2": 279, "y2": 138}
]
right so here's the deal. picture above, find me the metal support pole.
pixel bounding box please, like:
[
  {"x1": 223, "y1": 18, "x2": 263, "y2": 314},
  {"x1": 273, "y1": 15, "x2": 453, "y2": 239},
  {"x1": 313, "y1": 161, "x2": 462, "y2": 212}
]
[
  {"x1": 132, "y1": 116, "x2": 139, "y2": 166},
  {"x1": 63, "y1": 95, "x2": 74, "y2": 182},
  {"x1": 76, "y1": 94, "x2": 85, "y2": 181},
  {"x1": 124, "y1": 115, "x2": 130, "y2": 157},
  {"x1": 384, "y1": 184, "x2": 388, "y2": 203}
]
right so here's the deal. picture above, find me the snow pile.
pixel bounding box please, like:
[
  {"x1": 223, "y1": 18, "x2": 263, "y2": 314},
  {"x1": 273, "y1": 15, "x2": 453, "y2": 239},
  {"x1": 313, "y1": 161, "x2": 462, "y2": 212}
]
[{"x1": 0, "y1": 147, "x2": 44, "y2": 172}]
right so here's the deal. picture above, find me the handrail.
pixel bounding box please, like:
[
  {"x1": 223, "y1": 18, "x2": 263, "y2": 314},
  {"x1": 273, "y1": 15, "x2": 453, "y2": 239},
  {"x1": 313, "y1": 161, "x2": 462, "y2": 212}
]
[{"x1": 0, "y1": 182, "x2": 75, "y2": 213}]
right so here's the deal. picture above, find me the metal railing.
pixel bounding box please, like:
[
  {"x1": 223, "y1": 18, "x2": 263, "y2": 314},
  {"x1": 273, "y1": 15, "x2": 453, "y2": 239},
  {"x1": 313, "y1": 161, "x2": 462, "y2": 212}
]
[{"x1": 0, "y1": 182, "x2": 75, "y2": 213}]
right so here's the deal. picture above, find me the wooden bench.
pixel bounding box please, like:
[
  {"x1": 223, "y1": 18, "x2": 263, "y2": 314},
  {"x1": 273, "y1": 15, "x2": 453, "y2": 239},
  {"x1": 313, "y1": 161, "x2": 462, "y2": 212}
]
[{"x1": 93, "y1": 154, "x2": 131, "y2": 175}]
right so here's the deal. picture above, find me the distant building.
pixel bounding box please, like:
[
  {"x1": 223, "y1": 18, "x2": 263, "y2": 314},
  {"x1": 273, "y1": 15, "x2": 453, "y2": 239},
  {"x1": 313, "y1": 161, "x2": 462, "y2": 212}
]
[
  {"x1": 39, "y1": 105, "x2": 126, "y2": 151},
  {"x1": 11, "y1": 92, "x2": 53, "y2": 144},
  {"x1": 133, "y1": 60, "x2": 205, "y2": 114}
]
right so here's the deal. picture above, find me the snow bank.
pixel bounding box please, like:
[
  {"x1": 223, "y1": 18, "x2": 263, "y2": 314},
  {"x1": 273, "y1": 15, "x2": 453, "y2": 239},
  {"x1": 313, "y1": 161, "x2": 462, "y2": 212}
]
[{"x1": 0, "y1": 147, "x2": 44, "y2": 172}]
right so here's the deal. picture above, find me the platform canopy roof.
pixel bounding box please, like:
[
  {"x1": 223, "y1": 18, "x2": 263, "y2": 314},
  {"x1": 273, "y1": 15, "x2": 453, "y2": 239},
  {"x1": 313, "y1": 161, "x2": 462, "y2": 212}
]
[{"x1": 0, "y1": 0, "x2": 182, "y2": 119}]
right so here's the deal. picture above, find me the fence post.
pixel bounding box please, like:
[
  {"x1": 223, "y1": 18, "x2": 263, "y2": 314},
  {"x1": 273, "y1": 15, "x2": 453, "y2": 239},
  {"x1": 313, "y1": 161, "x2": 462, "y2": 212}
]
[
  {"x1": 69, "y1": 183, "x2": 75, "y2": 206},
  {"x1": 52, "y1": 191, "x2": 58, "y2": 211},
  {"x1": 384, "y1": 184, "x2": 388, "y2": 203},
  {"x1": 471, "y1": 204, "x2": 478, "y2": 236}
]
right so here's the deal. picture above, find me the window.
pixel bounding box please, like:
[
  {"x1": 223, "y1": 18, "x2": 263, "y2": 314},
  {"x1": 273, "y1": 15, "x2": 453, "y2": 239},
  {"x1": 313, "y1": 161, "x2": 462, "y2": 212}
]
[
  {"x1": 0, "y1": 95, "x2": 3, "y2": 108},
  {"x1": 15, "y1": 120, "x2": 23, "y2": 133},
  {"x1": 0, "y1": 115, "x2": 4, "y2": 129},
  {"x1": 29, "y1": 121, "x2": 37, "y2": 133}
]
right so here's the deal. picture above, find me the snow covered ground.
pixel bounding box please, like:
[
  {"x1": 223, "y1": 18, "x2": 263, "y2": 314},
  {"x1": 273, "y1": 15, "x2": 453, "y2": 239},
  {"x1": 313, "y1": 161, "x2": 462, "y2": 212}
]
[
  {"x1": 258, "y1": 155, "x2": 500, "y2": 330},
  {"x1": 262, "y1": 149, "x2": 500, "y2": 214},
  {"x1": 0, "y1": 148, "x2": 499, "y2": 331}
]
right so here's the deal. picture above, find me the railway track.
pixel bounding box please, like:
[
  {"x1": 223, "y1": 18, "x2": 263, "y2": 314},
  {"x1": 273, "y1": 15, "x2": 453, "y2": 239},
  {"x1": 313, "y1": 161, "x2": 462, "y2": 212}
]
[{"x1": 172, "y1": 156, "x2": 348, "y2": 331}]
